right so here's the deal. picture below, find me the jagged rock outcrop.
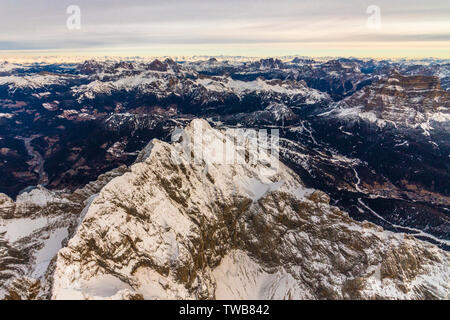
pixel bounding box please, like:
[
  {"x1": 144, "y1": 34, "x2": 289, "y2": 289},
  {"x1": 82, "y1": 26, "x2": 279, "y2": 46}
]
[
  {"x1": 50, "y1": 119, "x2": 449, "y2": 300},
  {"x1": 3, "y1": 277, "x2": 41, "y2": 300},
  {"x1": 0, "y1": 166, "x2": 131, "y2": 299},
  {"x1": 327, "y1": 71, "x2": 449, "y2": 134},
  {"x1": 0, "y1": 193, "x2": 15, "y2": 218}
]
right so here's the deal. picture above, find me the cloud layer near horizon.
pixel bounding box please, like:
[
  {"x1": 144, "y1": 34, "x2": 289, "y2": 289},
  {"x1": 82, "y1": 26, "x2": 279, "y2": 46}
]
[{"x1": 1, "y1": 0, "x2": 449, "y2": 57}]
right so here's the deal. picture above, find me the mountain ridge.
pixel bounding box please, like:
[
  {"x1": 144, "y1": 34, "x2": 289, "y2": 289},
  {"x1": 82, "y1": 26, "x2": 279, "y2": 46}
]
[{"x1": 46, "y1": 119, "x2": 450, "y2": 300}]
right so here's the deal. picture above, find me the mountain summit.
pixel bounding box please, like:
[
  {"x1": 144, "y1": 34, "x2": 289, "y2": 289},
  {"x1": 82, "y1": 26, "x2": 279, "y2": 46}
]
[{"x1": 47, "y1": 119, "x2": 449, "y2": 299}]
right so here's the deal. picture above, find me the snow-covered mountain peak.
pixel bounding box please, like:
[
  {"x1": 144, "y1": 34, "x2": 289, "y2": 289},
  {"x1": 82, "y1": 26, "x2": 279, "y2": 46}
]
[{"x1": 49, "y1": 119, "x2": 449, "y2": 300}]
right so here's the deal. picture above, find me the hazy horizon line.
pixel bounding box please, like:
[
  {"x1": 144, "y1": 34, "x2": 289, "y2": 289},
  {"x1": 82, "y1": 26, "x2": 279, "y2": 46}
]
[{"x1": 1, "y1": 49, "x2": 449, "y2": 62}]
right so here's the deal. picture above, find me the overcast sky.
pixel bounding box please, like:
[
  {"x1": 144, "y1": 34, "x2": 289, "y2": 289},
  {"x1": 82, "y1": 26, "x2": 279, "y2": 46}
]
[{"x1": 0, "y1": 0, "x2": 449, "y2": 57}]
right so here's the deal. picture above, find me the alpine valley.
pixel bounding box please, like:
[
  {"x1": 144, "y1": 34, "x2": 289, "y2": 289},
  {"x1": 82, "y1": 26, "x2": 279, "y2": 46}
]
[{"x1": 0, "y1": 56, "x2": 449, "y2": 300}]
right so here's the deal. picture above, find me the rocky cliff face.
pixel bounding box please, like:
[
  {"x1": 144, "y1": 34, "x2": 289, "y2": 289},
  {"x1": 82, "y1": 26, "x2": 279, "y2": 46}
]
[
  {"x1": 0, "y1": 166, "x2": 129, "y2": 299},
  {"x1": 47, "y1": 119, "x2": 449, "y2": 300},
  {"x1": 328, "y1": 71, "x2": 449, "y2": 134}
]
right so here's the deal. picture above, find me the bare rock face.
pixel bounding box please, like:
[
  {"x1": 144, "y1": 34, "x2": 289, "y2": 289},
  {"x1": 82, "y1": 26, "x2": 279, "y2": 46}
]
[
  {"x1": 51, "y1": 119, "x2": 449, "y2": 300},
  {"x1": 332, "y1": 71, "x2": 449, "y2": 132},
  {"x1": 147, "y1": 59, "x2": 168, "y2": 72},
  {"x1": 237, "y1": 190, "x2": 448, "y2": 299},
  {"x1": 0, "y1": 193, "x2": 15, "y2": 218},
  {"x1": 3, "y1": 277, "x2": 41, "y2": 300},
  {"x1": 0, "y1": 166, "x2": 131, "y2": 299}
]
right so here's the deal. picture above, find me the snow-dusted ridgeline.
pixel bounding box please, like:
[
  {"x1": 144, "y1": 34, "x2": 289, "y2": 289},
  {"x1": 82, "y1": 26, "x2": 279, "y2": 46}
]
[{"x1": 49, "y1": 119, "x2": 449, "y2": 300}]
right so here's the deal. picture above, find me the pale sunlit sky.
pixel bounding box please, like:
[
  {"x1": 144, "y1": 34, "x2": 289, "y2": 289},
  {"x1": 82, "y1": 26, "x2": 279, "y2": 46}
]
[{"x1": 0, "y1": 0, "x2": 449, "y2": 58}]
